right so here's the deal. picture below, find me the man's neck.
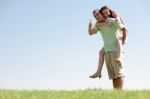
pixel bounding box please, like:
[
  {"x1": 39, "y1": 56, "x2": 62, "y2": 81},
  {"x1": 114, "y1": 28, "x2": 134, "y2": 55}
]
[{"x1": 97, "y1": 20, "x2": 105, "y2": 23}]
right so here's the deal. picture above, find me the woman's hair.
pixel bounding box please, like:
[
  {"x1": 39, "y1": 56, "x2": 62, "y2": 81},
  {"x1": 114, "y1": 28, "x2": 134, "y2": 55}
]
[
  {"x1": 100, "y1": 6, "x2": 114, "y2": 18},
  {"x1": 100, "y1": 6, "x2": 124, "y2": 24}
]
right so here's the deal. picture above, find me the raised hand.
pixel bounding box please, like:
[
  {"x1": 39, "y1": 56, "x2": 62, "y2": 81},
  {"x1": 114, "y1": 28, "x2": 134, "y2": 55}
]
[{"x1": 89, "y1": 19, "x2": 92, "y2": 29}]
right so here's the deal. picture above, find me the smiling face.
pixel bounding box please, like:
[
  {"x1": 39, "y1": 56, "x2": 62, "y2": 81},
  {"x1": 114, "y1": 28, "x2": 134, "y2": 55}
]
[
  {"x1": 101, "y1": 8, "x2": 111, "y2": 19},
  {"x1": 93, "y1": 10, "x2": 104, "y2": 22}
]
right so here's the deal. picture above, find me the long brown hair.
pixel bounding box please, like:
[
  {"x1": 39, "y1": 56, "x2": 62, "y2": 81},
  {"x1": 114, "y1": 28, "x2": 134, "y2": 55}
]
[
  {"x1": 100, "y1": 6, "x2": 113, "y2": 17},
  {"x1": 100, "y1": 6, "x2": 127, "y2": 32},
  {"x1": 100, "y1": 6, "x2": 124, "y2": 24}
]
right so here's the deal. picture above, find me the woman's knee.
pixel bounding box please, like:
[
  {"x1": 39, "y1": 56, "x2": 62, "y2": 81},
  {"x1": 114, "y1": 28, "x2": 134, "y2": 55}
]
[{"x1": 99, "y1": 49, "x2": 105, "y2": 57}]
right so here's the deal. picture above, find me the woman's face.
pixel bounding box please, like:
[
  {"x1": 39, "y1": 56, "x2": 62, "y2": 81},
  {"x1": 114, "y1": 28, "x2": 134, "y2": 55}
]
[
  {"x1": 93, "y1": 11, "x2": 104, "y2": 22},
  {"x1": 102, "y1": 9, "x2": 111, "y2": 19}
]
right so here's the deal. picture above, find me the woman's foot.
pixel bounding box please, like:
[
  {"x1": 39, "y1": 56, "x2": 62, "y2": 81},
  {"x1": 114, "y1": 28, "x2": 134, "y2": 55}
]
[{"x1": 89, "y1": 72, "x2": 101, "y2": 79}]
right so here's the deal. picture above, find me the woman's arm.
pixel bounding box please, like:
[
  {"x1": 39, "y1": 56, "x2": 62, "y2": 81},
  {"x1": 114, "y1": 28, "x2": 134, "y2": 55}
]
[
  {"x1": 111, "y1": 11, "x2": 122, "y2": 24},
  {"x1": 96, "y1": 21, "x2": 112, "y2": 27}
]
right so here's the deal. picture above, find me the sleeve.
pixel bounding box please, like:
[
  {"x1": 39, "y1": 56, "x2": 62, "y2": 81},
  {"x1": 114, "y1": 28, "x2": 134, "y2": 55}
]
[{"x1": 106, "y1": 18, "x2": 124, "y2": 29}]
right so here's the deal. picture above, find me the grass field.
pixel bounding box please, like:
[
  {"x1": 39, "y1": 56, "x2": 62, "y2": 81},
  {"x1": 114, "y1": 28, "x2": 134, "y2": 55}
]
[{"x1": 0, "y1": 89, "x2": 150, "y2": 99}]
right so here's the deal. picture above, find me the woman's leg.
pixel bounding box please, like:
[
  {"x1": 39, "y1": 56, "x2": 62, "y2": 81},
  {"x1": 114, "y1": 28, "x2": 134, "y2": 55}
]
[
  {"x1": 97, "y1": 47, "x2": 105, "y2": 74},
  {"x1": 115, "y1": 38, "x2": 122, "y2": 65},
  {"x1": 89, "y1": 47, "x2": 105, "y2": 78}
]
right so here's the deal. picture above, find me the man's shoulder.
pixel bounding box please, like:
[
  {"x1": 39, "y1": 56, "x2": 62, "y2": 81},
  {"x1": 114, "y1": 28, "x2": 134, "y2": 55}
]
[{"x1": 106, "y1": 18, "x2": 115, "y2": 23}]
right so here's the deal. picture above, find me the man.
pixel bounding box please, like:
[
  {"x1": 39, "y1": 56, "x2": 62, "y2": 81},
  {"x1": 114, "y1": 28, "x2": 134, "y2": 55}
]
[{"x1": 88, "y1": 9, "x2": 125, "y2": 89}]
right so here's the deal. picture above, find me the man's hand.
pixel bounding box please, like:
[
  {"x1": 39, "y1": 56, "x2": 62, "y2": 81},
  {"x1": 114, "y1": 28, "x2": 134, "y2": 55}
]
[
  {"x1": 88, "y1": 20, "x2": 96, "y2": 35},
  {"x1": 122, "y1": 28, "x2": 128, "y2": 45},
  {"x1": 122, "y1": 40, "x2": 126, "y2": 45},
  {"x1": 89, "y1": 20, "x2": 92, "y2": 29},
  {"x1": 122, "y1": 38, "x2": 127, "y2": 45}
]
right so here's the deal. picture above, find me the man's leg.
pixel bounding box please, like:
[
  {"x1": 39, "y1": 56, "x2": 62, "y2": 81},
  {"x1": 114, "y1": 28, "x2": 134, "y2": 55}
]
[
  {"x1": 111, "y1": 51, "x2": 124, "y2": 89},
  {"x1": 113, "y1": 77, "x2": 124, "y2": 89},
  {"x1": 105, "y1": 51, "x2": 124, "y2": 89}
]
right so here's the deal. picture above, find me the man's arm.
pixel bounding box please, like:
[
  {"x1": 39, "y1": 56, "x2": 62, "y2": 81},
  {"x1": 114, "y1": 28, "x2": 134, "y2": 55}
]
[
  {"x1": 121, "y1": 28, "x2": 128, "y2": 45},
  {"x1": 88, "y1": 20, "x2": 97, "y2": 35}
]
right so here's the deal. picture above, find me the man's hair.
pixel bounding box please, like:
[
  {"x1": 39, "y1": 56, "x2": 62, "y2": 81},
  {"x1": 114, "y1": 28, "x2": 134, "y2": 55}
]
[{"x1": 93, "y1": 9, "x2": 100, "y2": 14}]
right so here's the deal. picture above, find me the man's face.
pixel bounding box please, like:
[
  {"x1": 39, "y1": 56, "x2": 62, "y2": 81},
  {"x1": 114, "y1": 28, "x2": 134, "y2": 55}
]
[
  {"x1": 93, "y1": 11, "x2": 104, "y2": 22},
  {"x1": 102, "y1": 9, "x2": 111, "y2": 19}
]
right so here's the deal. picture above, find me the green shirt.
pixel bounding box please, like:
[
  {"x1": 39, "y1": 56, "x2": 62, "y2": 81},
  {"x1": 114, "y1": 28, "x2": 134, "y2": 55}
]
[{"x1": 94, "y1": 18, "x2": 124, "y2": 52}]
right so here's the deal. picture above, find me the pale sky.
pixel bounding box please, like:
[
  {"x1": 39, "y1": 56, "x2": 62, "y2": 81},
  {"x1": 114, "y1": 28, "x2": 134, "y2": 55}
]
[{"x1": 0, "y1": 0, "x2": 150, "y2": 90}]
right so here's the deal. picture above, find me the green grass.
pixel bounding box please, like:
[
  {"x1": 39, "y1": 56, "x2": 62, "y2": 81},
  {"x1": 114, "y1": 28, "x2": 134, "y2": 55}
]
[{"x1": 0, "y1": 89, "x2": 150, "y2": 99}]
